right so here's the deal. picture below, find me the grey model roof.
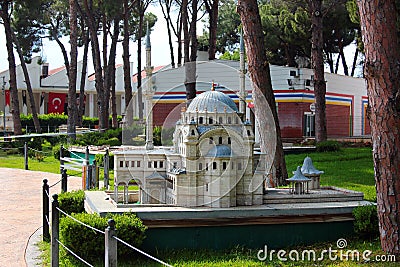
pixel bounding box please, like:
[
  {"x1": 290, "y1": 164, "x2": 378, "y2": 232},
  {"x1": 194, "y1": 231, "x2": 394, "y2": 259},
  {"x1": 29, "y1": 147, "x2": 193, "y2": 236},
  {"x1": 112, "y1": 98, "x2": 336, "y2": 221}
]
[{"x1": 186, "y1": 90, "x2": 238, "y2": 113}]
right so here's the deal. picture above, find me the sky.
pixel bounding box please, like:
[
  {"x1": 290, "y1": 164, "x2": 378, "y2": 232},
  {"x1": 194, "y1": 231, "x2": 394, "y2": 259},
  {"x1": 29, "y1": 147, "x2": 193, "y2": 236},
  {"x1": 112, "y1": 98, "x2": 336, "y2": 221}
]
[
  {"x1": 0, "y1": 4, "x2": 361, "y2": 77},
  {"x1": 0, "y1": 5, "x2": 181, "y2": 73}
]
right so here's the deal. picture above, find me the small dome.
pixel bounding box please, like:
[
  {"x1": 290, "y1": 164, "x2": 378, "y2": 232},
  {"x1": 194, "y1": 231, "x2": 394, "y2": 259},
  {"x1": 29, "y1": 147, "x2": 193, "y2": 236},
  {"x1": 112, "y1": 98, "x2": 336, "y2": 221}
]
[
  {"x1": 186, "y1": 90, "x2": 238, "y2": 113},
  {"x1": 206, "y1": 145, "x2": 233, "y2": 158}
]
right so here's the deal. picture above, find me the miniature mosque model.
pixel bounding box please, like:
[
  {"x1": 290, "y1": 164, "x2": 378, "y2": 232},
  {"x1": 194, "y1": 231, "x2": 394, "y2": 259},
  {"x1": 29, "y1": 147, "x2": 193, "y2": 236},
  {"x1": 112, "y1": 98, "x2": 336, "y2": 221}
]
[{"x1": 113, "y1": 26, "x2": 265, "y2": 208}]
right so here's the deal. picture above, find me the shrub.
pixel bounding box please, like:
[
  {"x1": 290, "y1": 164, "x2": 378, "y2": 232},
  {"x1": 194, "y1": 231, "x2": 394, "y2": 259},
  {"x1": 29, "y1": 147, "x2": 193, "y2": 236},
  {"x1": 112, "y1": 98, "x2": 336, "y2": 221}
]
[
  {"x1": 97, "y1": 137, "x2": 121, "y2": 146},
  {"x1": 53, "y1": 144, "x2": 70, "y2": 160},
  {"x1": 95, "y1": 152, "x2": 114, "y2": 169},
  {"x1": 58, "y1": 190, "x2": 85, "y2": 215},
  {"x1": 316, "y1": 140, "x2": 341, "y2": 152},
  {"x1": 353, "y1": 204, "x2": 379, "y2": 239},
  {"x1": 60, "y1": 213, "x2": 146, "y2": 261}
]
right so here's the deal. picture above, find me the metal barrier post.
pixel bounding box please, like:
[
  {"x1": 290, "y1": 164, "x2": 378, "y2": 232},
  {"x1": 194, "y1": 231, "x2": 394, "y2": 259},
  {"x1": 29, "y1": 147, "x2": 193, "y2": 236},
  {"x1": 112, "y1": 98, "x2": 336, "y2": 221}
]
[
  {"x1": 61, "y1": 169, "x2": 68, "y2": 193},
  {"x1": 105, "y1": 219, "x2": 117, "y2": 267},
  {"x1": 59, "y1": 145, "x2": 64, "y2": 174},
  {"x1": 104, "y1": 149, "x2": 109, "y2": 190},
  {"x1": 43, "y1": 179, "x2": 50, "y2": 242},
  {"x1": 51, "y1": 194, "x2": 59, "y2": 267},
  {"x1": 86, "y1": 165, "x2": 92, "y2": 190},
  {"x1": 93, "y1": 159, "x2": 99, "y2": 188},
  {"x1": 24, "y1": 142, "x2": 28, "y2": 170}
]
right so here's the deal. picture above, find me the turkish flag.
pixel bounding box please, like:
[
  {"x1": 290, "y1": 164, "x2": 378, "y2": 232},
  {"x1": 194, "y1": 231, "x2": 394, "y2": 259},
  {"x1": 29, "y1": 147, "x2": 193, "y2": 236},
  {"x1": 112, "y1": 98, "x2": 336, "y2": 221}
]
[
  {"x1": 48, "y1": 93, "x2": 67, "y2": 114},
  {"x1": 5, "y1": 90, "x2": 10, "y2": 106},
  {"x1": 247, "y1": 102, "x2": 255, "y2": 108}
]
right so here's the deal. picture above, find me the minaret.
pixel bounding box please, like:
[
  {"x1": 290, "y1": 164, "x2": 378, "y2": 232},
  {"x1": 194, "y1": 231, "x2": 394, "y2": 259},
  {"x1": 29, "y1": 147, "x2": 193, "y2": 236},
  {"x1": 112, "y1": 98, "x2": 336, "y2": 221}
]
[
  {"x1": 144, "y1": 22, "x2": 154, "y2": 150},
  {"x1": 239, "y1": 30, "x2": 247, "y2": 118}
]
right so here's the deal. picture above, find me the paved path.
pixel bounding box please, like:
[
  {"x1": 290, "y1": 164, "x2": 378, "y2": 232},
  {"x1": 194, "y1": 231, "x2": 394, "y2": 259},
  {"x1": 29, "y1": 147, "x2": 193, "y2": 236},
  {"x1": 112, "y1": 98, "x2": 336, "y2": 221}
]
[{"x1": 0, "y1": 168, "x2": 82, "y2": 267}]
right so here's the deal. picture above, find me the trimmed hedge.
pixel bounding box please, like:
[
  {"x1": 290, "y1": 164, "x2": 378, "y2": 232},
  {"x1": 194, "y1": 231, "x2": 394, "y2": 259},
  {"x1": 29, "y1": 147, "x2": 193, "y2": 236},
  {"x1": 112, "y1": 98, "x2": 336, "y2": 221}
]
[
  {"x1": 60, "y1": 213, "x2": 146, "y2": 261},
  {"x1": 58, "y1": 190, "x2": 85, "y2": 215},
  {"x1": 353, "y1": 204, "x2": 379, "y2": 239},
  {"x1": 95, "y1": 152, "x2": 114, "y2": 169},
  {"x1": 316, "y1": 140, "x2": 342, "y2": 152}
]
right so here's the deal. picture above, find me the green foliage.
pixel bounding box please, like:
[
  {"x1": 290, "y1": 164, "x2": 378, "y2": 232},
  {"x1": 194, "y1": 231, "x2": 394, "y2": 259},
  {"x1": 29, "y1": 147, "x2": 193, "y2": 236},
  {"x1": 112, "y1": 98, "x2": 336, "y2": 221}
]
[
  {"x1": 98, "y1": 137, "x2": 121, "y2": 146},
  {"x1": 131, "y1": 136, "x2": 145, "y2": 146},
  {"x1": 58, "y1": 190, "x2": 85, "y2": 215},
  {"x1": 60, "y1": 213, "x2": 146, "y2": 261},
  {"x1": 95, "y1": 152, "x2": 114, "y2": 169},
  {"x1": 316, "y1": 140, "x2": 342, "y2": 152},
  {"x1": 353, "y1": 204, "x2": 379, "y2": 238},
  {"x1": 53, "y1": 144, "x2": 70, "y2": 160}
]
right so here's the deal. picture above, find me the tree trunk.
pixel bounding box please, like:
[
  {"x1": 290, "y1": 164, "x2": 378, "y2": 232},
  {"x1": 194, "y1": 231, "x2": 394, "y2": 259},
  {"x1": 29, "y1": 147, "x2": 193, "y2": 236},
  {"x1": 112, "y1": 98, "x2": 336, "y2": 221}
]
[
  {"x1": 137, "y1": 4, "x2": 144, "y2": 120},
  {"x1": 183, "y1": 0, "x2": 197, "y2": 103},
  {"x1": 83, "y1": 0, "x2": 107, "y2": 131},
  {"x1": 12, "y1": 32, "x2": 41, "y2": 133},
  {"x1": 177, "y1": 5, "x2": 183, "y2": 67},
  {"x1": 309, "y1": 0, "x2": 327, "y2": 142},
  {"x1": 0, "y1": 1, "x2": 22, "y2": 135},
  {"x1": 204, "y1": 0, "x2": 219, "y2": 60},
  {"x1": 102, "y1": 5, "x2": 110, "y2": 129},
  {"x1": 51, "y1": 30, "x2": 70, "y2": 78},
  {"x1": 350, "y1": 46, "x2": 359, "y2": 77},
  {"x1": 357, "y1": 0, "x2": 400, "y2": 257},
  {"x1": 77, "y1": 29, "x2": 90, "y2": 127},
  {"x1": 67, "y1": 0, "x2": 78, "y2": 141},
  {"x1": 106, "y1": 18, "x2": 121, "y2": 128},
  {"x1": 159, "y1": 0, "x2": 175, "y2": 67},
  {"x1": 339, "y1": 41, "x2": 349, "y2": 76},
  {"x1": 123, "y1": 0, "x2": 133, "y2": 120},
  {"x1": 237, "y1": 0, "x2": 288, "y2": 186}
]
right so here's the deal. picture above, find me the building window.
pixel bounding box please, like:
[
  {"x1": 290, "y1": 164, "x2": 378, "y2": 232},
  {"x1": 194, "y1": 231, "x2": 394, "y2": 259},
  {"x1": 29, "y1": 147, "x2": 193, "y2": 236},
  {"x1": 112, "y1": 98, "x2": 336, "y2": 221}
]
[
  {"x1": 148, "y1": 161, "x2": 152, "y2": 168},
  {"x1": 223, "y1": 162, "x2": 227, "y2": 170},
  {"x1": 131, "y1": 161, "x2": 135, "y2": 167},
  {"x1": 206, "y1": 163, "x2": 209, "y2": 171},
  {"x1": 173, "y1": 162, "x2": 177, "y2": 168},
  {"x1": 209, "y1": 137, "x2": 213, "y2": 144},
  {"x1": 228, "y1": 117, "x2": 232, "y2": 124},
  {"x1": 213, "y1": 162, "x2": 217, "y2": 170},
  {"x1": 199, "y1": 117, "x2": 204, "y2": 124},
  {"x1": 219, "y1": 136, "x2": 223, "y2": 144},
  {"x1": 206, "y1": 183, "x2": 209, "y2": 192},
  {"x1": 238, "y1": 162, "x2": 242, "y2": 170},
  {"x1": 231, "y1": 162, "x2": 234, "y2": 169},
  {"x1": 160, "y1": 161, "x2": 164, "y2": 168},
  {"x1": 219, "y1": 117, "x2": 223, "y2": 123},
  {"x1": 199, "y1": 163, "x2": 203, "y2": 170},
  {"x1": 137, "y1": 161, "x2": 141, "y2": 167},
  {"x1": 125, "y1": 161, "x2": 129, "y2": 167},
  {"x1": 235, "y1": 118, "x2": 239, "y2": 124},
  {"x1": 228, "y1": 137, "x2": 231, "y2": 144},
  {"x1": 119, "y1": 161, "x2": 123, "y2": 168},
  {"x1": 154, "y1": 161, "x2": 158, "y2": 168},
  {"x1": 247, "y1": 130, "x2": 251, "y2": 136},
  {"x1": 209, "y1": 117, "x2": 213, "y2": 124},
  {"x1": 191, "y1": 129, "x2": 196, "y2": 136}
]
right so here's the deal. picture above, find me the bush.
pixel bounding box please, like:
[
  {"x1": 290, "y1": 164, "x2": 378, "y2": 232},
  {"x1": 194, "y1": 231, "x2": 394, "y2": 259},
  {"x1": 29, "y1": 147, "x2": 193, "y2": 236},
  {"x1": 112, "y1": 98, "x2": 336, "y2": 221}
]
[
  {"x1": 95, "y1": 152, "x2": 114, "y2": 169},
  {"x1": 316, "y1": 140, "x2": 342, "y2": 152},
  {"x1": 60, "y1": 213, "x2": 146, "y2": 261},
  {"x1": 353, "y1": 204, "x2": 379, "y2": 239},
  {"x1": 97, "y1": 137, "x2": 121, "y2": 146},
  {"x1": 58, "y1": 190, "x2": 85, "y2": 215},
  {"x1": 53, "y1": 144, "x2": 70, "y2": 160}
]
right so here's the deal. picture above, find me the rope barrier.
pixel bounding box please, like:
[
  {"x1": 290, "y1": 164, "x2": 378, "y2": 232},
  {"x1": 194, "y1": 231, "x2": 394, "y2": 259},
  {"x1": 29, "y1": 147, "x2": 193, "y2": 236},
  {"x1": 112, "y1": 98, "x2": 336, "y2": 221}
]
[
  {"x1": 56, "y1": 239, "x2": 94, "y2": 267},
  {"x1": 45, "y1": 215, "x2": 50, "y2": 227},
  {"x1": 48, "y1": 178, "x2": 63, "y2": 189},
  {"x1": 28, "y1": 147, "x2": 52, "y2": 155},
  {"x1": 113, "y1": 236, "x2": 173, "y2": 267},
  {"x1": 69, "y1": 151, "x2": 85, "y2": 160},
  {"x1": 45, "y1": 190, "x2": 50, "y2": 198},
  {"x1": 56, "y1": 207, "x2": 105, "y2": 235}
]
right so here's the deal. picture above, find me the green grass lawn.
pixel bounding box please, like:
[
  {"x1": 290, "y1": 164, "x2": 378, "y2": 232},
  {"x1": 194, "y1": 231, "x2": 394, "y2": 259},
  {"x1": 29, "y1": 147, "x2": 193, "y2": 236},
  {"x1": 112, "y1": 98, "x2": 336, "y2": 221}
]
[{"x1": 285, "y1": 147, "x2": 376, "y2": 201}]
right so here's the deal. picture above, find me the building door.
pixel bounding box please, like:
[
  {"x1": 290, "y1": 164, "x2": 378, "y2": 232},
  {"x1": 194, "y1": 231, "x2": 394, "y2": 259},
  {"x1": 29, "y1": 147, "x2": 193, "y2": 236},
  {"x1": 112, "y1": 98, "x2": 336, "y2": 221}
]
[{"x1": 304, "y1": 113, "x2": 315, "y2": 137}]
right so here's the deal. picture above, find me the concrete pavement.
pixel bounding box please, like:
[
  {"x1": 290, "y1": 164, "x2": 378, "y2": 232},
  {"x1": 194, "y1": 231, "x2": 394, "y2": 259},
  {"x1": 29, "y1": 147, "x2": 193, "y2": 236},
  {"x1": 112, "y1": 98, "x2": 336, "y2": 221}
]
[{"x1": 0, "y1": 168, "x2": 81, "y2": 267}]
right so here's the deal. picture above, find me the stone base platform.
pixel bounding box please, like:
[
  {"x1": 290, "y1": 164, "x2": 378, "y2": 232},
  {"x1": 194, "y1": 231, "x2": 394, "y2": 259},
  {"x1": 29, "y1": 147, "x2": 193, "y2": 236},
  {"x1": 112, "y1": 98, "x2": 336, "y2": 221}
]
[{"x1": 85, "y1": 188, "x2": 372, "y2": 251}]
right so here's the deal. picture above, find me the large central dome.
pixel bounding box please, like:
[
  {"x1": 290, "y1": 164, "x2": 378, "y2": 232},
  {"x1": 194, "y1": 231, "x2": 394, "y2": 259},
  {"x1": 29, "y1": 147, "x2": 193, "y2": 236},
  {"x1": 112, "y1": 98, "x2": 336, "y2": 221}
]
[{"x1": 186, "y1": 90, "x2": 238, "y2": 113}]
